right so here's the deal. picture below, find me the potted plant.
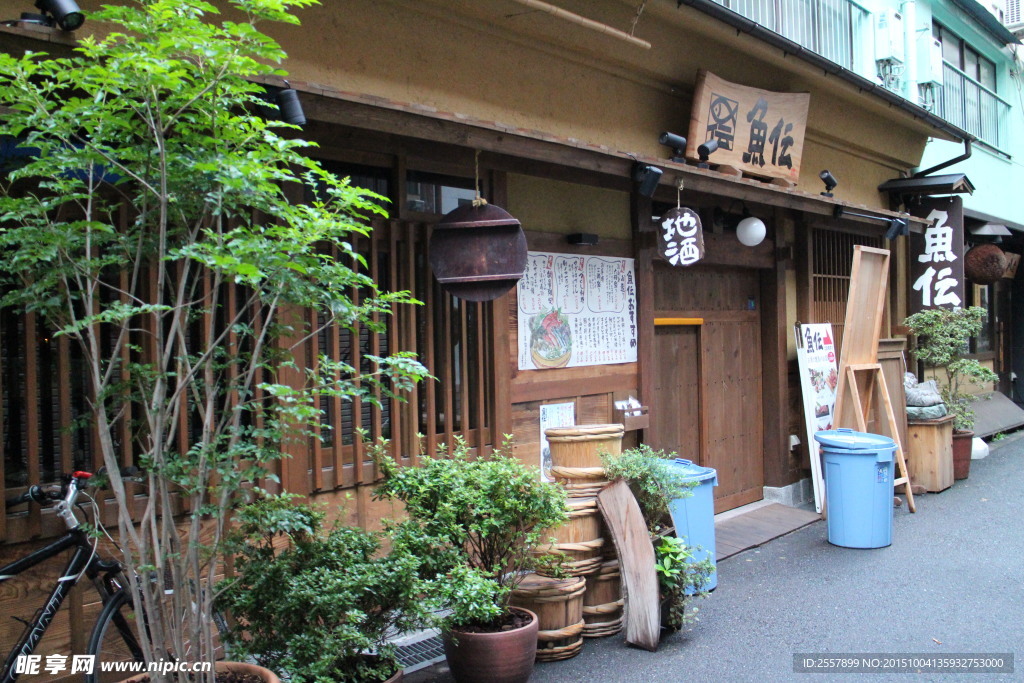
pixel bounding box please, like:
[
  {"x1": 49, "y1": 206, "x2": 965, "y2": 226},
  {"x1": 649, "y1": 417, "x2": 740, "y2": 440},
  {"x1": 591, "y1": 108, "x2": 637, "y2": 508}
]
[
  {"x1": 371, "y1": 436, "x2": 568, "y2": 683},
  {"x1": 602, "y1": 446, "x2": 713, "y2": 629},
  {"x1": 216, "y1": 497, "x2": 434, "y2": 683},
  {"x1": 654, "y1": 535, "x2": 714, "y2": 632},
  {"x1": 0, "y1": 2, "x2": 426, "y2": 680},
  {"x1": 904, "y1": 306, "x2": 998, "y2": 479}
]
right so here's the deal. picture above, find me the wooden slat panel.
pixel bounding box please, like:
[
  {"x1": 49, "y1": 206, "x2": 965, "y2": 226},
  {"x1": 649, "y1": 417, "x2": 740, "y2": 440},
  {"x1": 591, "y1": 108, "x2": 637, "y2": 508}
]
[{"x1": 650, "y1": 326, "x2": 701, "y2": 460}]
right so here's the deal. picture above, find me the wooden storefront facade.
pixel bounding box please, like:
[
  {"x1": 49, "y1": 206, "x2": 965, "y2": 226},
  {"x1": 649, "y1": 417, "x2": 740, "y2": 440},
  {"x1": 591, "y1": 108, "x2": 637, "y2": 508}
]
[{"x1": 1, "y1": 0, "x2": 964, "y2": 667}]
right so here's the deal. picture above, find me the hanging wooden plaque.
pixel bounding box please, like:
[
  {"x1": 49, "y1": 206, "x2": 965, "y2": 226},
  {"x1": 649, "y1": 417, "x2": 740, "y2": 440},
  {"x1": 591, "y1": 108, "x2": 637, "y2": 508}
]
[
  {"x1": 657, "y1": 207, "x2": 704, "y2": 267},
  {"x1": 685, "y1": 70, "x2": 809, "y2": 183}
]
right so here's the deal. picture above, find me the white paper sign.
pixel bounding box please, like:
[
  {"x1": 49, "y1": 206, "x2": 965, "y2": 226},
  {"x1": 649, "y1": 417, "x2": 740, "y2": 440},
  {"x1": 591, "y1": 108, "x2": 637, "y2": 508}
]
[
  {"x1": 539, "y1": 402, "x2": 575, "y2": 482},
  {"x1": 517, "y1": 252, "x2": 638, "y2": 370},
  {"x1": 795, "y1": 323, "x2": 838, "y2": 513}
]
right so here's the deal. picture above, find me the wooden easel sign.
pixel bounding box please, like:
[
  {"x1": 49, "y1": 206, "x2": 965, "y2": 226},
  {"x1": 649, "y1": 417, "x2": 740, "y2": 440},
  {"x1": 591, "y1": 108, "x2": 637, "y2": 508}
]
[{"x1": 832, "y1": 246, "x2": 916, "y2": 512}]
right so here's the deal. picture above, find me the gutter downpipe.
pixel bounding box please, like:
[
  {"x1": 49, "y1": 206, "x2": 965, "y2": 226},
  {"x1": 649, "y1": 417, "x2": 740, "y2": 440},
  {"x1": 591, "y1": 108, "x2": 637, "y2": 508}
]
[
  {"x1": 675, "y1": 0, "x2": 970, "y2": 143},
  {"x1": 912, "y1": 138, "x2": 972, "y2": 177}
]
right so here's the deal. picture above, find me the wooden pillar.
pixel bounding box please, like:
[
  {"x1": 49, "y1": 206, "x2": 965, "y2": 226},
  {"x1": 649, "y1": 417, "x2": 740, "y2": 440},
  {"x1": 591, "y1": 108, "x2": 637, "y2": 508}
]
[{"x1": 632, "y1": 192, "x2": 656, "y2": 443}]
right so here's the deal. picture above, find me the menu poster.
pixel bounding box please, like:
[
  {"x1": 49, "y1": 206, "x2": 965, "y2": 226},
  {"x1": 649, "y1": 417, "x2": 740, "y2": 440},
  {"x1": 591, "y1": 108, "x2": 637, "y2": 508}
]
[
  {"x1": 795, "y1": 323, "x2": 838, "y2": 513},
  {"x1": 517, "y1": 252, "x2": 638, "y2": 370},
  {"x1": 539, "y1": 402, "x2": 575, "y2": 482}
]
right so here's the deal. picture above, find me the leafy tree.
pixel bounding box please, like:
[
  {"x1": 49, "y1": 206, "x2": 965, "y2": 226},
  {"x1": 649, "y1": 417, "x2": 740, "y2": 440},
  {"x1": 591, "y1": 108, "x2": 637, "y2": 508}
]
[{"x1": 0, "y1": 1, "x2": 426, "y2": 678}]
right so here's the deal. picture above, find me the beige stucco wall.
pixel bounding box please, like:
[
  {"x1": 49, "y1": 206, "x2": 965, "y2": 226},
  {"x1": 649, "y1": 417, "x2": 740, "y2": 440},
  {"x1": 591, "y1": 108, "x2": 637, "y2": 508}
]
[{"x1": 506, "y1": 175, "x2": 631, "y2": 239}]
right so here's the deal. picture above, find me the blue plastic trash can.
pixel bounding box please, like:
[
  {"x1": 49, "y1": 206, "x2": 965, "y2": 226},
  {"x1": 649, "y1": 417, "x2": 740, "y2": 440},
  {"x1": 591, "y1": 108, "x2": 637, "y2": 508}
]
[
  {"x1": 666, "y1": 459, "x2": 718, "y2": 591},
  {"x1": 814, "y1": 428, "x2": 897, "y2": 549}
]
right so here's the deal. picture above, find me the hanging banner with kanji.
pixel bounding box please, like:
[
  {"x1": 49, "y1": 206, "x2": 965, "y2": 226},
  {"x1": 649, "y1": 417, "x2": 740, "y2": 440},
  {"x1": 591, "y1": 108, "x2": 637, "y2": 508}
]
[
  {"x1": 517, "y1": 252, "x2": 638, "y2": 370},
  {"x1": 658, "y1": 207, "x2": 705, "y2": 266},
  {"x1": 909, "y1": 196, "x2": 965, "y2": 314},
  {"x1": 795, "y1": 323, "x2": 839, "y2": 514},
  {"x1": 685, "y1": 70, "x2": 810, "y2": 183}
]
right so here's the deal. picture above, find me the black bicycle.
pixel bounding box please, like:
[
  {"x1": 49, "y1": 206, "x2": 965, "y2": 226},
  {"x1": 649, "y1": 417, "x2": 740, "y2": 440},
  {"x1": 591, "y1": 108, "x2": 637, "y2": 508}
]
[{"x1": 1, "y1": 472, "x2": 147, "y2": 683}]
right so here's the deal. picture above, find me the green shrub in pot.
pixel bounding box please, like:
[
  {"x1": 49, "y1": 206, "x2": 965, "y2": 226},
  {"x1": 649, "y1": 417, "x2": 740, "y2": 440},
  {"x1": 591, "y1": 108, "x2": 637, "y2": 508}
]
[
  {"x1": 217, "y1": 497, "x2": 435, "y2": 683},
  {"x1": 904, "y1": 306, "x2": 999, "y2": 432},
  {"x1": 370, "y1": 435, "x2": 568, "y2": 631},
  {"x1": 654, "y1": 535, "x2": 714, "y2": 631},
  {"x1": 601, "y1": 444, "x2": 696, "y2": 532}
]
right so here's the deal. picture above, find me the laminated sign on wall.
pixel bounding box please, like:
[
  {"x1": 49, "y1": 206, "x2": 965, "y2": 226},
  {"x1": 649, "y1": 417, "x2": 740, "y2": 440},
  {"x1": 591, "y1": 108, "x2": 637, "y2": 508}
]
[
  {"x1": 517, "y1": 252, "x2": 638, "y2": 370},
  {"x1": 795, "y1": 323, "x2": 838, "y2": 513}
]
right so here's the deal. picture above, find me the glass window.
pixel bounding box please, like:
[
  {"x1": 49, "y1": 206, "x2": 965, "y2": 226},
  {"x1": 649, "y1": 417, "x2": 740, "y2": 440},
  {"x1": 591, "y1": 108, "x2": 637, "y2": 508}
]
[
  {"x1": 978, "y1": 57, "x2": 996, "y2": 90},
  {"x1": 964, "y1": 47, "x2": 979, "y2": 81},
  {"x1": 406, "y1": 171, "x2": 476, "y2": 215},
  {"x1": 938, "y1": 25, "x2": 961, "y2": 67}
]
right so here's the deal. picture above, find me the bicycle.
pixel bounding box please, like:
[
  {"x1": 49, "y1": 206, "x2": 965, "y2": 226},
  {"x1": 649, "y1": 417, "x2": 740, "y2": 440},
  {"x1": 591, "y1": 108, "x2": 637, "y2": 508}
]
[{"x1": 1, "y1": 471, "x2": 147, "y2": 683}]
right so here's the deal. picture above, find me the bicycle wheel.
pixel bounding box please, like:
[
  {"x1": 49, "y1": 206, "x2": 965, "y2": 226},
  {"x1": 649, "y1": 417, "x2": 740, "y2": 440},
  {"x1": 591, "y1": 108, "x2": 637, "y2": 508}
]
[{"x1": 86, "y1": 589, "x2": 147, "y2": 683}]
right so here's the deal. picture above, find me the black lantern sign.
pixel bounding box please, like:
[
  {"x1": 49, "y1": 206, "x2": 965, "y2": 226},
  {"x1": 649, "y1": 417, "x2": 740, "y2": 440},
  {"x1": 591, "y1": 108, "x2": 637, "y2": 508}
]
[
  {"x1": 428, "y1": 202, "x2": 528, "y2": 301},
  {"x1": 658, "y1": 206, "x2": 704, "y2": 266}
]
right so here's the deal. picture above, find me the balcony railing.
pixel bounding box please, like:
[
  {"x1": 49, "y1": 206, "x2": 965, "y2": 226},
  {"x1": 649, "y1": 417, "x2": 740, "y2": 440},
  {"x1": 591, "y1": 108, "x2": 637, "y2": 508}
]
[
  {"x1": 712, "y1": 0, "x2": 870, "y2": 70},
  {"x1": 937, "y1": 62, "x2": 1010, "y2": 148}
]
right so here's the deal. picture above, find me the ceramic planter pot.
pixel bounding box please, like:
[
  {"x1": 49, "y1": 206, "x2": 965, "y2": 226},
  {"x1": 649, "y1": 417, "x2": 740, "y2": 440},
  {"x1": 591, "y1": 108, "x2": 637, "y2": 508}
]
[
  {"x1": 952, "y1": 430, "x2": 974, "y2": 480},
  {"x1": 119, "y1": 661, "x2": 281, "y2": 683},
  {"x1": 442, "y1": 607, "x2": 539, "y2": 683}
]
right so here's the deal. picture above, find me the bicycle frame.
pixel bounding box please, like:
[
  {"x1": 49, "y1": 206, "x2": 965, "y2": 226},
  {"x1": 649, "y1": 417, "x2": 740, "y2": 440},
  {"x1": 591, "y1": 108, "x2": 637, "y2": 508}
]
[{"x1": 0, "y1": 528, "x2": 123, "y2": 683}]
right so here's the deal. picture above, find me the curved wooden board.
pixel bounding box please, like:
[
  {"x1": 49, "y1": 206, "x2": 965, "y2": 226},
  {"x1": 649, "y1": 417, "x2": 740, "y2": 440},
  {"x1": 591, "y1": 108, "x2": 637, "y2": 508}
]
[{"x1": 597, "y1": 479, "x2": 660, "y2": 651}]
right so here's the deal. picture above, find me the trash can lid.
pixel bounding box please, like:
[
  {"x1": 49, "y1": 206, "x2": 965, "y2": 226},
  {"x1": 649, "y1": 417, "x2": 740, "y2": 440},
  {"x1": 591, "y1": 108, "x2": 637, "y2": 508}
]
[
  {"x1": 667, "y1": 458, "x2": 718, "y2": 484},
  {"x1": 814, "y1": 428, "x2": 896, "y2": 451}
]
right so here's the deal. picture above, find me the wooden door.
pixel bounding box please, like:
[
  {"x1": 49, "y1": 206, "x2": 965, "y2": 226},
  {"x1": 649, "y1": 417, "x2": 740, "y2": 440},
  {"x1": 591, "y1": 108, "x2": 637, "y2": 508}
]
[{"x1": 650, "y1": 265, "x2": 765, "y2": 513}]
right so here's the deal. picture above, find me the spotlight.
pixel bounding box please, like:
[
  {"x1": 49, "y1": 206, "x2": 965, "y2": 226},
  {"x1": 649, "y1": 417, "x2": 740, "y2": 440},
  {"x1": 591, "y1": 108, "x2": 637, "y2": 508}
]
[
  {"x1": 658, "y1": 132, "x2": 687, "y2": 163},
  {"x1": 632, "y1": 163, "x2": 663, "y2": 198},
  {"x1": 884, "y1": 218, "x2": 909, "y2": 240},
  {"x1": 819, "y1": 169, "x2": 838, "y2": 197},
  {"x1": 697, "y1": 139, "x2": 720, "y2": 169},
  {"x1": 34, "y1": 0, "x2": 84, "y2": 31},
  {"x1": 276, "y1": 84, "x2": 306, "y2": 126}
]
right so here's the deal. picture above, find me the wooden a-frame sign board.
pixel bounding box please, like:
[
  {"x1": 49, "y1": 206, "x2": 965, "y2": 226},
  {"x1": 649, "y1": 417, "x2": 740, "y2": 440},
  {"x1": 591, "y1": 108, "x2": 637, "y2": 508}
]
[{"x1": 832, "y1": 246, "x2": 916, "y2": 513}]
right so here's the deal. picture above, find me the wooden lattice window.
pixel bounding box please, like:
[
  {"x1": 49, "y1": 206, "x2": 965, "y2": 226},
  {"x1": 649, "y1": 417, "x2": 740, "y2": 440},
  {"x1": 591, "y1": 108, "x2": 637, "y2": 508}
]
[{"x1": 809, "y1": 227, "x2": 884, "y2": 355}]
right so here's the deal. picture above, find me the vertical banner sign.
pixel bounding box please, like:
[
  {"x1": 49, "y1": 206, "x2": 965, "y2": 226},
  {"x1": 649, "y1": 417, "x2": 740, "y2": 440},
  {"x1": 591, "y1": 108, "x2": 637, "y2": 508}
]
[
  {"x1": 539, "y1": 402, "x2": 575, "y2": 482},
  {"x1": 909, "y1": 196, "x2": 966, "y2": 314},
  {"x1": 795, "y1": 323, "x2": 839, "y2": 514},
  {"x1": 658, "y1": 207, "x2": 705, "y2": 266},
  {"x1": 517, "y1": 252, "x2": 638, "y2": 370},
  {"x1": 685, "y1": 70, "x2": 810, "y2": 183}
]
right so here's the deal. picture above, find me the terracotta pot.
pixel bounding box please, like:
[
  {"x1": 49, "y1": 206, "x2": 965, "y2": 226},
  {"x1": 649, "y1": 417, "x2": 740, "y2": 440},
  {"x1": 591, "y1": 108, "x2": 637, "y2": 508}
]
[
  {"x1": 119, "y1": 661, "x2": 281, "y2": 683},
  {"x1": 442, "y1": 607, "x2": 539, "y2": 683},
  {"x1": 952, "y1": 430, "x2": 974, "y2": 480}
]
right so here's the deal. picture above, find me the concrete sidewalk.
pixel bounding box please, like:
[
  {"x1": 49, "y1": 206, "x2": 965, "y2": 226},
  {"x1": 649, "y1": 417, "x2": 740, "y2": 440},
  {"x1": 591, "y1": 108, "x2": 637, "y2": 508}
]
[{"x1": 525, "y1": 433, "x2": 1024, "y2": 682}]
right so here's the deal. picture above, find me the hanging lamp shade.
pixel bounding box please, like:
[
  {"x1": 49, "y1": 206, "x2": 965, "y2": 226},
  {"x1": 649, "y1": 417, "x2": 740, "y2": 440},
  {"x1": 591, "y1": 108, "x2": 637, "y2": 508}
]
[{"x1": 428, "y1": 202, "x2": 527, "y2": 301}]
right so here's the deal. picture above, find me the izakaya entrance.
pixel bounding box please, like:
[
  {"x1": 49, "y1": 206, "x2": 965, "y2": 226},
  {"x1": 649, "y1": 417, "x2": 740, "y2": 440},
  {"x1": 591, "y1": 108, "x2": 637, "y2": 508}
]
[{"x1": 649, "y1": 264, "x2": 765, "y2": 513}]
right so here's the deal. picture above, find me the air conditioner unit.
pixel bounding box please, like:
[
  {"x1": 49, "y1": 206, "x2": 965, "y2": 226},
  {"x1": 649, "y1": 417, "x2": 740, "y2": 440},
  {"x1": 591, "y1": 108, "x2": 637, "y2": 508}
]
[
  {"x1": 875, "y1": 9, "x2": 905, "y2": 63},
  {"x1": 917, "y1": 38, "x2": 944, "y2": 85},
  {"x1": 1007, "y1": 0, "x2": 1021, "y2": 26}
]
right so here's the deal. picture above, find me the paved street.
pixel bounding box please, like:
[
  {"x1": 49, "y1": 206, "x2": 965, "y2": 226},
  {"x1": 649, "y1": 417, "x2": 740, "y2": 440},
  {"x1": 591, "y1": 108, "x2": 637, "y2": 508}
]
[{"x1": 528, "y1": 434, "x2": 1024, "y2": 682}]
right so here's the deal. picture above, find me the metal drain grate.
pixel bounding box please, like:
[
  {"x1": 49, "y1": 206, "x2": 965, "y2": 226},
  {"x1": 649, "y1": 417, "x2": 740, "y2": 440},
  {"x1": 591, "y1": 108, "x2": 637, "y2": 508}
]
[{"x1": 395, "y1": 631, "x2": 446, "y2": 673}]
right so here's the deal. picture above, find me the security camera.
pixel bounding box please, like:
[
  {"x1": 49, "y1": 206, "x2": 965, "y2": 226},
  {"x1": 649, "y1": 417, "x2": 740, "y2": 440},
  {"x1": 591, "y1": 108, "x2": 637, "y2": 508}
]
[
  {"x1": 819, "y1": 169, "x2": 838, "y2": 197},
  {"x1": 697, "y1": 139, "x2": 720, "y2": 168},
  {"x1": 658, "y1": 132, "x2": 687, "y2": 162},
  {"x1": 34, "y1": 0, "x2": 84, "y2": 31}
]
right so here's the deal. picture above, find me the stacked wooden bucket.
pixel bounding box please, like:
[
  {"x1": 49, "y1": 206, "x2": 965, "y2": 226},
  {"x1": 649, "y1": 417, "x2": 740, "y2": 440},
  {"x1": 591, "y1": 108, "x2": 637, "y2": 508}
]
[{"x1": 511, "y1": 424, "x2": 625, "y2": 662}]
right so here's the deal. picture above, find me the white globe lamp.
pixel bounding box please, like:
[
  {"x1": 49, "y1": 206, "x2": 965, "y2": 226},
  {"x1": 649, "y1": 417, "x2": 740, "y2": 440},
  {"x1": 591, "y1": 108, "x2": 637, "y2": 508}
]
[{"x1": 736, "y1": 216, "x2": 766, "y2": 247}]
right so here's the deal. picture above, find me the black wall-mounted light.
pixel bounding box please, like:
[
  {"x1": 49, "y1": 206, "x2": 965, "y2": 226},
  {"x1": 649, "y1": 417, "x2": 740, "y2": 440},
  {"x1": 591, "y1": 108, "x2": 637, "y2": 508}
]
[
  {"x1": 276, "y1": 82, "x2": 306, "y2": 126},
  {"x1": 33, "y1": 0, "x2": 84, "y2": 31},
  {"x1": 884, "y1": 218, "x2": 909, "y2": 240},
  {"x1": 632, "y1": 163, "x2": 662, "y2": 198},
  {"x1": 658, "y1": 132, "x2": 687, "y2": 163},
  {"x1": 567, "y1": 233, "x2": 599, "y2": 246},
  {"x1": 819, "y1": 169, "x2": 838, "y2": 197},
  {"x1": 697, "y1": 139, "x2": 719, "y2": 169},
  {"x1": 259, "y1": 81, "x2": 307, "y2": 126}
]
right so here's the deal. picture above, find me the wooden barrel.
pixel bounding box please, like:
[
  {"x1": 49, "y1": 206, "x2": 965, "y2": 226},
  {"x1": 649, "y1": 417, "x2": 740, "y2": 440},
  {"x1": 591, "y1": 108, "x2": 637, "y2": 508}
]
[
  {"x1": 510, "y1": 573, "x2": 586, "y2": 662},
  {"x1": 545, "y1": 424, "x2": 624, "y2": 486},
  {"x1": 537, "y1": 496, "x2": 605, "y2": 576},
  {"x1": 582, "y1": 559, "x2": 623, "y2": 638}
]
